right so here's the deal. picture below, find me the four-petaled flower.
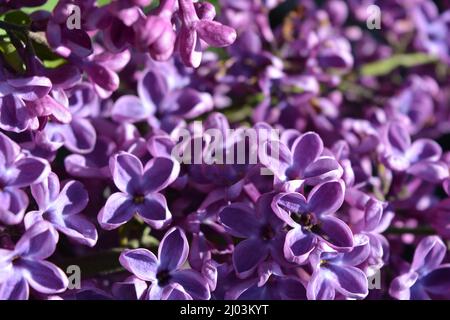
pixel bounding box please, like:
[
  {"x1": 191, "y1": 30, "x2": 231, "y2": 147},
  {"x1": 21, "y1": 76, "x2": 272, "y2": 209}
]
[
  {"x1": 272, "y1": 180, "x2": 353, "y2": 264},
  {"x1": 119, "y1": 227, "x2": 210, "y2": 300},
  {"x1": 24, "y1": 172, "x2": 98, "y2": 247},
  {"x1": 98, "y1": 152, "x2": 180, "y2": 230},
  {"x1": 0, "y1": 221, "x2": 68, "y2": 300}
]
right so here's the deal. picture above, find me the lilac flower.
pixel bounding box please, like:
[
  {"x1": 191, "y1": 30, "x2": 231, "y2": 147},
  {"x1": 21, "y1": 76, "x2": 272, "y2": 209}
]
[
  {"x1": 133, "y1": 0, "x2": 177, "y2": 61},
  {"x1": 262, "y1": 132, "x2": 343, "y2": 187},
  {"x1": 390, "y1": 236, "x2": 450, "y2": 300},
  {"x1": 307, "y1": 235, "x2": 370, "y2": 300},
  {"x1": 112, "y1": 62, "x2": 212, "y2": 125},
  {"x1": 46, "y1": 2, "x2": 93, "y2": 58},
  {"x1": 0, "y1": 221, "x2": 68, "y2": 300},
  {"x1": 219, "y1": 193, "x2": 286, "y2": 278},
  {"x1": 381, "y1": 122, "x2": 448, "y2": 182},
  {"x1": 413, "y1": 3, "x2": 450, "y2": 64},
  {"x1": 64, "y1": 136, "x2": 116, "y2": 178},
  {"x1": 0, "y1": 74, "x2": 54, "y2": 132},
  {"x1": 98, "y1": 152, "x2": 180, "y2": 230},
  {"x1": 0, "y1": 132, "x2": 50, "y2": 225},
  {"x1": 177, "y1": 0, "x2": 237, "y2": 68},
  {"x1": 272, "y1": 180, "x2": 353, "y2": 264},
  {"x1": 119, "y1": 227, "x2": 210, "y2": 300},
  {"x1": 43, "y1": 83, "x2": 98, "y2": 154},
  {"x1": 24, "y1": 172, "x2": 98, "y2": 247},
  {"x1": 112, "y1": 276, "x2": 148, "y2": 300},
  {"x1": 226, "y1": 262, "x2": 307, "y2": 300}
]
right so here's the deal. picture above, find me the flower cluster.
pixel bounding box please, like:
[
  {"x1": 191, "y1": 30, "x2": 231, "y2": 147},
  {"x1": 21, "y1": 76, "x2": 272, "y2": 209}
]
[{"x1": 1, "y1": 0, "x2": 450, "y2": 300}]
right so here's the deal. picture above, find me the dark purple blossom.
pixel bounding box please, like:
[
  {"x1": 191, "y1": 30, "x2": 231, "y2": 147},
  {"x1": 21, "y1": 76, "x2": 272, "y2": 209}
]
[
  {"x1": 24, "y1": 172, "x2": 97, "y2": 247},
  {"x1": 0, "y1": 132, "x2": 50, "y2": 225},
  {"x1": 119, "y1": 227, "x2": 210, "y2": 300},
  {"x1": 0, "y1": 222, "x2": 68, "y2": 299},
  {"x1": 272, "y1": 180, "x2": 353, "y2": 264},
  {"x1": 390, "y1": 236, "x2": 450, "y2": 300}
]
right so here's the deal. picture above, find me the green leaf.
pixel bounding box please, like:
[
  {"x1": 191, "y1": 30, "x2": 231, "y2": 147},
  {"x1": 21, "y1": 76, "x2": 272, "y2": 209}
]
[
  {"x1": 97, "y1": 0, "x2": 113, "y2": 7},
  {"x1": 0, "y1": 41, "x2": 25, "y2": 72},
  {"x1": 2, "y1": 10, "x2": 31, "y2": 27},
  {"x1": 21, "y1": 0, "x2": 58, "y2": 14},
  {"x1": 360, "y1": 53, "x2": 438, "y2": 76}
]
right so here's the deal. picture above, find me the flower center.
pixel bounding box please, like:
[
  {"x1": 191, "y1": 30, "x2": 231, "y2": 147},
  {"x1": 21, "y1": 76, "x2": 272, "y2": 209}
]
[
  {"x1": 156, "y1": 269, "x2": 171, "y2": 286},
  {"x1": 294, "y1": 212, "x2": 315, "y2": 228},
  {"x1": 133, "y1": 194, "x2": 145, "y2": 204},
  {"x1": 260, "y1": 224, "x2": 275, "y2": 241}
]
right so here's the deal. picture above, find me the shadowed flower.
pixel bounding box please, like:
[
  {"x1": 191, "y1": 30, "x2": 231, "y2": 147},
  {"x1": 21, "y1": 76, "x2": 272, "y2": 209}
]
[
  {"x1": 272, "y1": 180, "x2": 353, "y2": 264},
  {"x1": 389, "y1": 236, "x2": 450, "y2": 300},
  {"x1": 119, "y1": 227, "x2": 210, "y2": 300},
  {"x1": 0, "y1": 132, "x2": 50, "y2": 225},
  {"x1": 24, "y1": 172, "x2": 98, "y2": 247},
  {"x1": 0, "y1": 221, "x2": 68, "y2": 300}
]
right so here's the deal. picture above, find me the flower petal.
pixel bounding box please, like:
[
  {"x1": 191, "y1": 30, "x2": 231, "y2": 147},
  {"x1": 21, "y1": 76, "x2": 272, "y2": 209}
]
[
  {"x1": 172, "y1": 269, "x2": 210, "y2": 300},
  {"x1": 0, "y1": 272, "x2": 29, "y2": 300},
  {"x1": 308, "y1": 180, "x2": 345, "y2": 216},
  {"x1": 233, "y1": 238, "x2": 269, "y2": 279},
  {"x1": 195, "y1": 20, "x2": 236, "y2": 47},
  {"x1": 326, "y1": 264, "x2": 369, "y2": 299},
  {"x1": 318, "y1": 215, "x2": 354, "y2": 249},
  {"x1": 98, "y1": 192, "x2": 134, "y2": 230},
  {"x1": 112, "y1": 95, "x2": 152, "y2": 123},
  {"x1": 284, "y1": 228, "x2": 316, "y2": 264},
  {"x1": 307, "y1": 269, "x2": 336, "y2": 300},
  {"x1": 8, "y1": 157, "x2": 50, "y2": 188},
  {"x1": 15, "y1": 221, "x2": 58, "y2": 260},
  {"x1": 136, "y1": 193, "x2": 172, "y2": 229},
  {"x1": 290, "y1": 132, "x2": 323, "y2": 178},
  {"x1": 159, "y1": 227, "x2": 189, "y2": 272},
  {"x1": 53, "y1": 180, "x2": 89, "y2": 216},
  {"x1": 411, "y1": 236, "x2": 446, "y2": 273},
  {"x1": 110, "y1": 152, "x2": 143, "y2": 194},
  {"x1": 20, "y1": 259, "x2": 68, "y2": 294},
  {"x1": 142, "y1": 157, "x2": 180, "y2": 193},
  {"x1": 303, "y1": 156, "x2": 343, "y2": 185},
  {"x1": 219, "y1": 203, "x2": 260, "y2": 238},
  {"x1": 119, "y1": 249, "x2": 158, "y2": 282}
]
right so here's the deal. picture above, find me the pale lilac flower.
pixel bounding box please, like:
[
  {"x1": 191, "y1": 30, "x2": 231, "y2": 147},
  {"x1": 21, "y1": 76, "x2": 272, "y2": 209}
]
[{"x1": 0, "y1": 222, "x2": 68, "y2": 300}]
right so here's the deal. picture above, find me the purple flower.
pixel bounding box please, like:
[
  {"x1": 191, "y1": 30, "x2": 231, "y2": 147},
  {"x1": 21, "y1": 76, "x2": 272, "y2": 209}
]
[
  {"x1": 112, "y1": 276, "x2": 148, "y2": 300},
  {"x1": 219, "y1": 193, "x2": 286, "y2": 278},
  {"x1": 0, "y1": 132, "x2": 50, "y2": 225},
  {"x1": 272, "y1": 180, "x2": 353, "y2": 264},
  {"x1": 177, "y1": 0, "x2": 237, "y2": 68},
  {"x1": 43, "y1": 83, "x2": 98, "y2": 154},
  {"x1": 112, "y1": 62, "x2": 212, "y2": 124},
  {"x1": 0, "y1": 74, "x2": 56, "y2": 133},
  {"x1": 307, "y1": 235, "x2": 370, "y2": 300},
  {"x1": 119, "y1": 227, "x2": 210, "y2": 300},
  {"x1": 381, "y1": 122, "x2": 448, "y2": 182},
  {"x1": 98, "y1": 152, "x2": 180, "y2": 230},
  {"x1": 24, "y1": 172, "x2": 98, "y2": 247},
  {"x1": 226, "y1": 262, "x2": 307, "y2": 300},
  {"x1": 0, "y1": 221, "x2": 68, "y2": 300},
  {"x1": 389, "y1": 236, "x2": 450, "y2": 300},
  {"x1": 262, "y1": 132, "x2": 343, "y2": 186}
]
